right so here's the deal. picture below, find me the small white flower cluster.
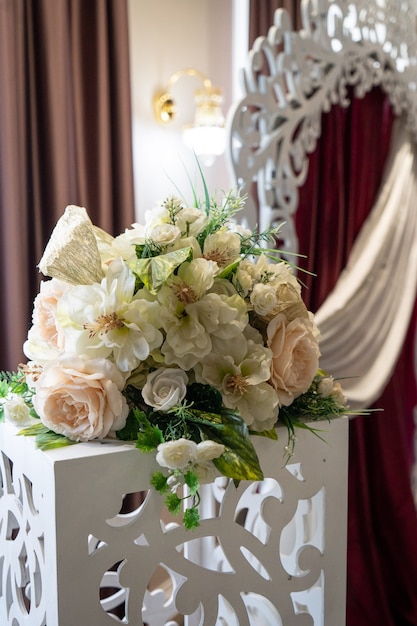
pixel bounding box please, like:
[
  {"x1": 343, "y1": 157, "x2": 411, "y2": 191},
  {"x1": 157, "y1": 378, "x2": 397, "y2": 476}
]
[{"x1": 156, "y1": 438, "x2": 225, "y2": 485}]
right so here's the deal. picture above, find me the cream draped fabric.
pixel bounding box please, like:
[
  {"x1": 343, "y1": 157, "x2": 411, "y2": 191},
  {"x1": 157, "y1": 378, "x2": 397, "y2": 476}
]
[{"x1": 315, "y1": 117, "x2": 417, "y2": 410}]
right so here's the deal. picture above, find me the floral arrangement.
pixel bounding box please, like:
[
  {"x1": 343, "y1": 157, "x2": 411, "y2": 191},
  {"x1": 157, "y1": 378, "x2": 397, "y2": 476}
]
[{"x1": 0, "y1": 180, "x2": 348, "y2": 529}]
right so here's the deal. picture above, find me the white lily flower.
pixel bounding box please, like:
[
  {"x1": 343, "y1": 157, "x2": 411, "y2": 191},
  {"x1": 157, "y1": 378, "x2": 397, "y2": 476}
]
[{"x1": 57, "y1": 258, "x2": 163, "y2": 374}]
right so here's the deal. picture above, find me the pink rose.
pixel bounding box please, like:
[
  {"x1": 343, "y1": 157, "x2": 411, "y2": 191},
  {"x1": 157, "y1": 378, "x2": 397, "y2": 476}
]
[
  {"x1": 32, "y1": 355, "x2": 128, "y2": 441},
  {"x1": 24, "y1": 278, "x2": 69, "y2": 362},
  {"x1": 267, "y1": 314, "x2": 320, "y2": 406}
]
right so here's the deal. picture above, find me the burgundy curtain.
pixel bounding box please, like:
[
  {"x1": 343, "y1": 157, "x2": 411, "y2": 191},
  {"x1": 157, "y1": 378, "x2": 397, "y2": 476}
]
[
  {"x1": 296, "y1": 88, "x2": 417, "y2": 626},
  {"x1": 0, "y1": 0, "x2": 135, "y2": 372},
  {"x1": 250, "y1": 2, "x2": 417, "y2": 624}
]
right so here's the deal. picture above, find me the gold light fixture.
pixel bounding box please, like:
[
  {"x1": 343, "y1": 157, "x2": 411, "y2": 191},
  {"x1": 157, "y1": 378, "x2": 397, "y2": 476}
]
[{"x1": 153, "y1": 68, "x2": 226, "y2": 166}]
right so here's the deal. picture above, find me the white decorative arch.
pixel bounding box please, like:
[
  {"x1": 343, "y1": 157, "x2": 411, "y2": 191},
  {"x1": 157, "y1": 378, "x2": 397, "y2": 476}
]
[
  {"x1": 227, "y1": 0, "x2": 417, "y2": 410},
  {"x1": 227, "y1": 0, "x2": 417, "y2": 255}
]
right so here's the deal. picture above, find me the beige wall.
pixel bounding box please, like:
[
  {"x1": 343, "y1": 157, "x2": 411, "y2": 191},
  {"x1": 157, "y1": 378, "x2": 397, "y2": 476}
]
[{"x1": 128, "y1": 0, "x2": 246, "y2": 220}]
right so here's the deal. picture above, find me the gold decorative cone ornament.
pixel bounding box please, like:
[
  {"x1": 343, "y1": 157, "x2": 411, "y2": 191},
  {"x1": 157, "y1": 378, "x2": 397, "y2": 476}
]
[{"x1": 38, "y1": 205, "x2": 104, "y2": 285}]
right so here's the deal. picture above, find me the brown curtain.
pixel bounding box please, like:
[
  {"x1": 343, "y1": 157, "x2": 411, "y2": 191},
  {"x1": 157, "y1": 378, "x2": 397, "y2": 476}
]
[
  {"x1": 0, "y1": 0, "x2": 135, "y2": 372},
  {"x1": 249, "y1": 0, "x2": 302, "y2": 44}
]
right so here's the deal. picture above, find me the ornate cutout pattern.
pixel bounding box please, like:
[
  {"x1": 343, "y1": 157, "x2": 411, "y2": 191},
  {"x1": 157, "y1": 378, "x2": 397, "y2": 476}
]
[
  {"x1": 0, "y1": 450, "x2": 47, "y2": 625},
  {"x1": 227, "y1": 0, "x2": 417, "y2": 255},
  {"x1": 0, "y1": 419, "x2": 348, "y2": 625}
]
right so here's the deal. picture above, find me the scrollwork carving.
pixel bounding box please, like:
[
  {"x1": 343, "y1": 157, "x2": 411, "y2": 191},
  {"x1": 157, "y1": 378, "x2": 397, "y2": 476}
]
[{"x1": 227, "y1": 0, "x2": 417, "y2": 256}]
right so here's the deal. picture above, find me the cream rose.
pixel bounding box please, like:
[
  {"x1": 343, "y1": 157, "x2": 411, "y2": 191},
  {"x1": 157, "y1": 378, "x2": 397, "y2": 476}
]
[
  {"x1": 156, "y1": 438, "x2": 197, "y2": 470},
  {"x1": 24, "y1": 278, "x2": 69, "y2": 363},
  {"x1": 267, "y1": 313, "x2": 320, "y2": 406},
  {"x1": 32, "y1": 355, "x2": 128, "y2": 441},
  {"x1": 142, "y1": 367, "x2": 188, "y2": 411}
]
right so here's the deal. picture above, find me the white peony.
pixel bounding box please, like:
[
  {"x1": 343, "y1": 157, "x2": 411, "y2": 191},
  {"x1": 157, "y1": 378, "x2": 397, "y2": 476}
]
[
  {"x1": 203, "y1": 227, "x2": 242, "y2": 267},
  {"x1": 195, "y1": 337, "x2": 278, "y2": 430},
  {"x1": 161, "y1": 312, "x2": 212, "y2": 370}
]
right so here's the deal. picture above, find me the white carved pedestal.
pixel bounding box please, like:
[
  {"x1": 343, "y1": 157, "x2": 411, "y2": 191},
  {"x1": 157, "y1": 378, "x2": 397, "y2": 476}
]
[{"x1": 0, "y1": 417, "x2": 349, "y2": 626}]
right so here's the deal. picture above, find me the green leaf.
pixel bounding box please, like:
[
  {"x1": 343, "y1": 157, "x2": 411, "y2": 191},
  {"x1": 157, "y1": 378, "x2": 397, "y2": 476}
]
[
  {"x1": 249, "y1": 427, "x2": 278, "y2": 440},
  {"x1": 212, "y1": 430, "x2": 264, "y2": 481},
  {"x1": 18, "y1": 423, "x2": 50, "y2": 437},
  {"x1": 165, "y1": 493, "x2": 182, "y2": 516},
  {"x1": 183, "y1": 506, "x2": 200, "y2": 530},
  {"x1": 128, "y1": 247, "x2": 192, "y2": 293},
  {"x1": 0, "y1": 379, "x2": 9, "y2": 398},
  {"x1": 184, "y1": 470, "x2": 199, "y2": 496},
  {"x1": 135, "y1": 425, "x2": 164, "y2": 452},
  {"x1": 195, "y1": 154, "x2": 210, "y2": 215},
  {"x1": 19, "y1": 425, "x2": 77, "y2": 450},
  {"x1": 36, "y1": 433, "x2": 76, "y2": 450},
  {"x1": 151, "y1": 471, "x2": 169, "y2": 493},
  {"x1": 117, "y1": 409, "x2": 147, "y2": 441},
  {"x1": 184, "y1": 409, "x2": 263, "y2": 481},
  {"x1": 186, "y1": 383, "x2": 223, "y2": 413},
  {"x1": 217, "y1": 258, "x2": 241, "y2": 280}
]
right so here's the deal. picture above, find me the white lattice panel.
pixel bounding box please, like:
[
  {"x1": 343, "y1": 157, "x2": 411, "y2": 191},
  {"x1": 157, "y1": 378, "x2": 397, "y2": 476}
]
[{"x1": 0, "y1": 417, "x2": 348, "y2": 626}]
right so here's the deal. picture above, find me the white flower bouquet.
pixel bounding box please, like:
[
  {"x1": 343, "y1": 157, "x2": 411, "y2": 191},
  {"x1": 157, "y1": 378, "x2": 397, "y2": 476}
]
[{"x1": 0, "y1": 180, "x2": 348, "y2": 529}]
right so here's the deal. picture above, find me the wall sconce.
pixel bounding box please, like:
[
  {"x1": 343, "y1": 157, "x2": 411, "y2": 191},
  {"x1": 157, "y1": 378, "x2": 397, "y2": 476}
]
[{"x1": 153, "y1": 68, "x2": 226, "y2": 167}]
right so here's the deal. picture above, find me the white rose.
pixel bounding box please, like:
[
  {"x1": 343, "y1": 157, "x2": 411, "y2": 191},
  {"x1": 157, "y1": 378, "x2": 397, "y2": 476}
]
[
  {"x1": 156, "y1": 438, "x2": 197, "y2": 470},
  {"x1": 196, "y1": 440, "x2": 225, "y2": 462},
  {"x1": 142, "y1": 367, "x2": 188, "y2": 411},
  {"x1": 32, "y1": 355, "x2": 129, "y2": 442},
  {"x1": 226, "y1": 221, "x2": 252, "y2": 238},
  {"x1": 193, "y1": 461, "x2": 220, "y2": 484},
  {"x1": 317, "y1": 376, "x2": 334, "y2": 397},
  {"x1": 250, "y1": 283, "x2": 279, "y2": 317},
  {"x1": 331, "y1": 381, "x2": 347, "y2": 407},
  {"x1": 175, "y1": 207, "x2": 207, "y2": 237},
  {"x1": 233, "y1": 260, "x2": 256, "y2": 296},
  {"x1": 2, "y1": 394, "x2": 36, "y2": 428},
  {"x1": 148, "y1": 224, "x2": 181, "y2": 246}
]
